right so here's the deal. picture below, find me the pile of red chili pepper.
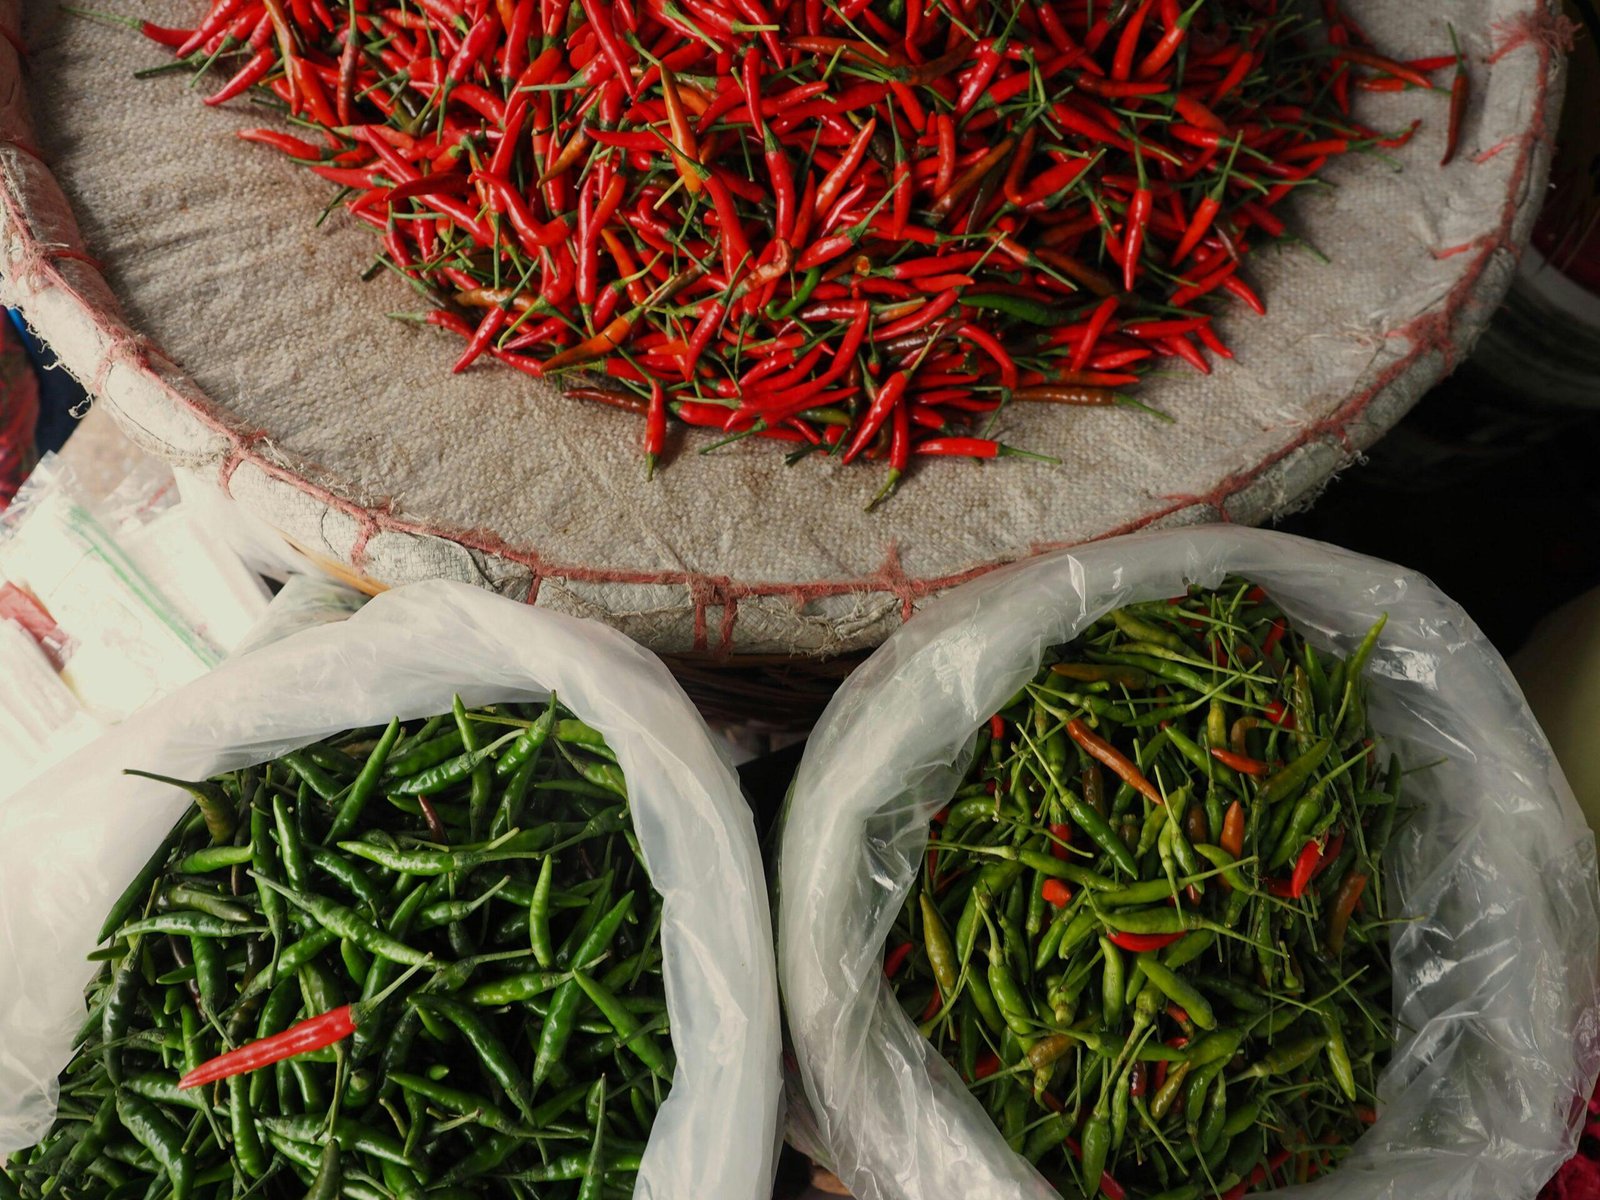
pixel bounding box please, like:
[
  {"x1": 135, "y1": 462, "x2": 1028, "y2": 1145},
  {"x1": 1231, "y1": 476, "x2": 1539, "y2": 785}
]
[
  {"x1": 141, "y1": 0, "x2": 1459, "y2": 501},
  {"x1": 885, "y1": 579, "x2": 1403, "y2": 1198}
]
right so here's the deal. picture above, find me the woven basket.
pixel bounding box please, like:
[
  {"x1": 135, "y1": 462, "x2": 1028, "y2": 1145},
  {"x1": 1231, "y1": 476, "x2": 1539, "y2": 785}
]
[{"x1": 0, "y1": 0, "x2": 1568, "y2": 657}]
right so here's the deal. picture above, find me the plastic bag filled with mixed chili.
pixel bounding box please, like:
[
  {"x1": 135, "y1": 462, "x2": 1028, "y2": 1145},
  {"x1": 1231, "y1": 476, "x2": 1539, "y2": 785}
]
[
  {"x1": 0, "y1": 580, "x2": 782, "y2": 1200},
  {"x1": 778, "y1": 526, "x2": 1600, "y2": 1200}
]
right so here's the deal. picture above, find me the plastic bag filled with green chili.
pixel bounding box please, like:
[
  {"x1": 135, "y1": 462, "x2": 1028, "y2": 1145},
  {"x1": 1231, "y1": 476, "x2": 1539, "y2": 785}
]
[
  {"x1": 777, "y1": 526, "x2": 1600, "y2": 1200},
  {"x1": 0, "y1": 579, "x2": 783, "y2": 1200}
]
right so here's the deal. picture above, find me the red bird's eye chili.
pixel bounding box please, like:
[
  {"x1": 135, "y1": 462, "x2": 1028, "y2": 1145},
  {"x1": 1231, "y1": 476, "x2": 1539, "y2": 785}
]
[
  {"x1": 153, "y1": 0, "x2": 1447, "y2": 499},
  {"x1": 1441, "y1": 26, "x2": 1469, "y2": 166},
  {"x1": 178, "y1": 1005, "x2": 357, "y2": 1089}
]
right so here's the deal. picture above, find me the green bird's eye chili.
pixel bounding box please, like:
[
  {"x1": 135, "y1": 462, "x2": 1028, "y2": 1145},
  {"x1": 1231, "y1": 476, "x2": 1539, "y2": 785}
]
[
  {"x1": 886, "y1": 579, "x2": 1411, "y2": 1198},
  {"x1": 9, "y1": 700, "x2": 672, "y2": 1200}
]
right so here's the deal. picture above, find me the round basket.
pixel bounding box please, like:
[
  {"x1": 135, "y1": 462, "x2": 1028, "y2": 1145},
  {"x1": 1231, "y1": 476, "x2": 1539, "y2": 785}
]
[{"x1": 0, "y1": 0, "x2": 1567, "y2": 657}]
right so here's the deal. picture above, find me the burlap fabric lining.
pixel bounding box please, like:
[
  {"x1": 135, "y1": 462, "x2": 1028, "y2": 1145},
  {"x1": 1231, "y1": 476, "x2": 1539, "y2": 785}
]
[{"x1": 0, "y1": 0, "x2": 1567, "y2": 655}]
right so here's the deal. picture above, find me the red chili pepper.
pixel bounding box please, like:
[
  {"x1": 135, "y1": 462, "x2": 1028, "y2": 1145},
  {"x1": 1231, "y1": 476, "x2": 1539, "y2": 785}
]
[
  {"x1": 1060, "y1": 297, "x2": 1116, "y2": 375},
  {"x1": 180, "y1": 1005, "x2": 358, "y2": 1088},
  {"x1": 1121, "y1": 184, "x2": 1152, "y2": 293},
  {"x1": 1264, "y1": 698, "x2": 1294, "y2": 728},
  {"x1": 842, "y1": 370, "x2": 908, "y2": 464},
  {"x1": 206, "y1": 45, "x2": 277, "y2": 106},
  {"x1": 453, "y1": 305, "x2": 508, "y2": 372},
  {"x1": 1210, "y1": 747, "x2": 1270, "y2": 777},
  {"x1": 1106, "y1": 930, "x2": 1185, "y2": 952},
  {"x1": 177, "y1": 0, "x2": 246, "y2": 55},
  {"x1": 1048, "y1": 822, "x2": 1072, "y2": 858},
  {"x1": 168, "y1": 0, "x2": 1440, "y2": 491},
  {"x1": 1137, "y1": 0, "x2": 1204, "y2": 78},
  {"x1": 913, "y1": 436, "x2": 998, "y2": 459},
  {"x1": 871, "y1": 397, "x2": 910, "y2": 508},
  {"x1": 1339, "y1": 47, "x2": 1440, "y2": 91},
  {"x1": 1262, "y1": 617, "x2": 1288, "y2": 657},
  {"x1": 236, "y1": 127, "x2": 324, "y2": 159},
  {"x1": 1331, "y1": 870, "x2": 1369, "y2": 953},
  {"x1": 816, "y1": 117, "x2": 877, "y2": 217},
  {"x1": 1289, "y1": 839, "x2": 1324, "y2": 899},
  {"x1": 1111, "y1": 0, "x2": 1155, "y2": 81},
  {"x1": 1441, "y1": 27, "x2": 1469, "y2": 166},
  {"x1": 1042, "y1": 879, "x2": 1073, "y2": 908},
  {"x1": 883, "y1": 940, "x2": 914, "y2": 978}
]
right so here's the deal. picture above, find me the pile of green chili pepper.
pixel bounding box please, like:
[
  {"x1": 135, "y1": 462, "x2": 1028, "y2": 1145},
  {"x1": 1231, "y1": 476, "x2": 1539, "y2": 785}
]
[
  {"x1": 885, "y1": 580, "x2": 1405, "y2": 1200},
  {"x1": 0, "y1": 698, "x2": 669, "y2": 1200}
]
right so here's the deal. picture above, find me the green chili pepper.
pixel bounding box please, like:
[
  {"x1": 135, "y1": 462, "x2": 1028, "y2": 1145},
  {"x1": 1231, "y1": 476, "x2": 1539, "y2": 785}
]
[
  {"x1": 118, "y1": 911, "x2": 263, "y2": 939},
  {"x1": 124, "y1": 769, "x2": 236, "y2": 844},
  {"x1": 306, "y1": 1141, "x2": 341, "y2": 1200},
  {"x1": 493, "y1": 696, "x2": 558, "y2": 782},
  {"x1": 1160, "y1": 930, "x2": 1214, "y2": 971},
  {"x1": 1034, "y1": 907, "x2": 1072, "y2": 970},
  {"x1": 98, "y1": 820, "x2": 192, "y2": 942},
  {"x1": 534, "y1": 893, "x2": 635, "y2": 1088},
  {"x1": 284, "y1": 749, "x2": 345, "y2": 802},
  {"x1": 920, "y1": 892, "x2": 960, "y2": 998},
  {"x1": 499, "y1": 1149, "x2": 645, "y2": 1184},
  {"x1": 1099, "y1": 936, "x2": 1124, "y2": 1027},
  {"x1": 233, "y1": 928, "x2": 339, "y2": 1006},
  {"x1": 388, "y1": 727, "x2": 524, "y2": 796},
  {"x1": 1320, "y1": 1004, "x2": 1358, "y2": 1100},
  {"x1": 1147, "y1": 1055, "x2": 1191, "y2": 1122},
  {"x1": 1189, "y1": 843, "x2": 1252, "y2": 893},
  {"x1": 988, "y1": 935, "x2": 1035, "y2": 1038},
  {"x1": 383, "y1": 729, "x2": 465, "y2": 780},
  {"x1": 261, "y1": 1115, "x2": 421, "y2": 1170},
  {"x1": 162, "y1": 885, "x2": 253, "y2": 926},
  {"x1": 1258, "y1": 737, "x2": 1332, "y2": 807},
  {"x1": 116, "y1": 1093, "x2": 193, "y2": 1200},
  {"x1": 1268, "y1": 789, "x2": 1324, "y2": 869},
  {"x1": 329, "y1": 717, "x2": 402, "y2": 842},
  {"x1": 1135, "y1": 955, "x2": 1215, "y2": 1030},
  {"x1": 254, "y1": 875, "x2": 431, "y2": 966},
  {"x1": 1335, "y1": 615, "x2": 1387, "y2": 735},
  {"x1": 1080, "y1": 1094, "x2": 1112, "y2": 1192},
  {"x1": 411, "y1": 994, "x2": 539, "y2": 1120},
  {"x1": 172, "y1": 843, "x2": 255, "y2": 875},
  {"x1": 1242, "y1": 1034, "x2": 1326, "y2": 1079},
  {"x1": 1198, "y1": 1068, "x2": 1227, "y2": 1152},
  {"x1": 251, "y1": 803, "x2": 287, "y2": 952},
  {"x1": 336, "y1": 839, "x2": 550, "y2": 876},
  {"x1": 189, "y1": 934, "x2": 226, "y2": 1018},
  {"x1": 227, "y1": 1076, "x2": 268, "y2": 1179},
  {"x1": 460, "y1": 966, "x2": 570, "y2": 1006},
  {"x1": 388, "y1": 1072, "x2": 527, "y2": 1135},
  {"x1": 572, "y1": 971, "x2": 673, "y2": 1076}
]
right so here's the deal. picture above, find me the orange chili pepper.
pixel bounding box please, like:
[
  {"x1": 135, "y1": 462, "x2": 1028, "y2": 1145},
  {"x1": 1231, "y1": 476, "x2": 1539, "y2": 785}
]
[
  {"x1": 1220, "y1": 800, "x2": 1246, "y2": 858},
  {"x1": 1067, "y1": 718, "x2": 1162, "y2": 805},
  {"x1": 1210, "y1": 747, "x2": 1270, "y2": 777}
]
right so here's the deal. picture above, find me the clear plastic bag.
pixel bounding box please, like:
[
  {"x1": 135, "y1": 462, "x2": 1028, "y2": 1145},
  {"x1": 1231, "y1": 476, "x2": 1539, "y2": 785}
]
[
  {"x1": 0, "y1": 579, "x2": 783, "y2": 1200},
  {"x1": 778, "y1": 526, "x2": 1600, "y2": 1200}
]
